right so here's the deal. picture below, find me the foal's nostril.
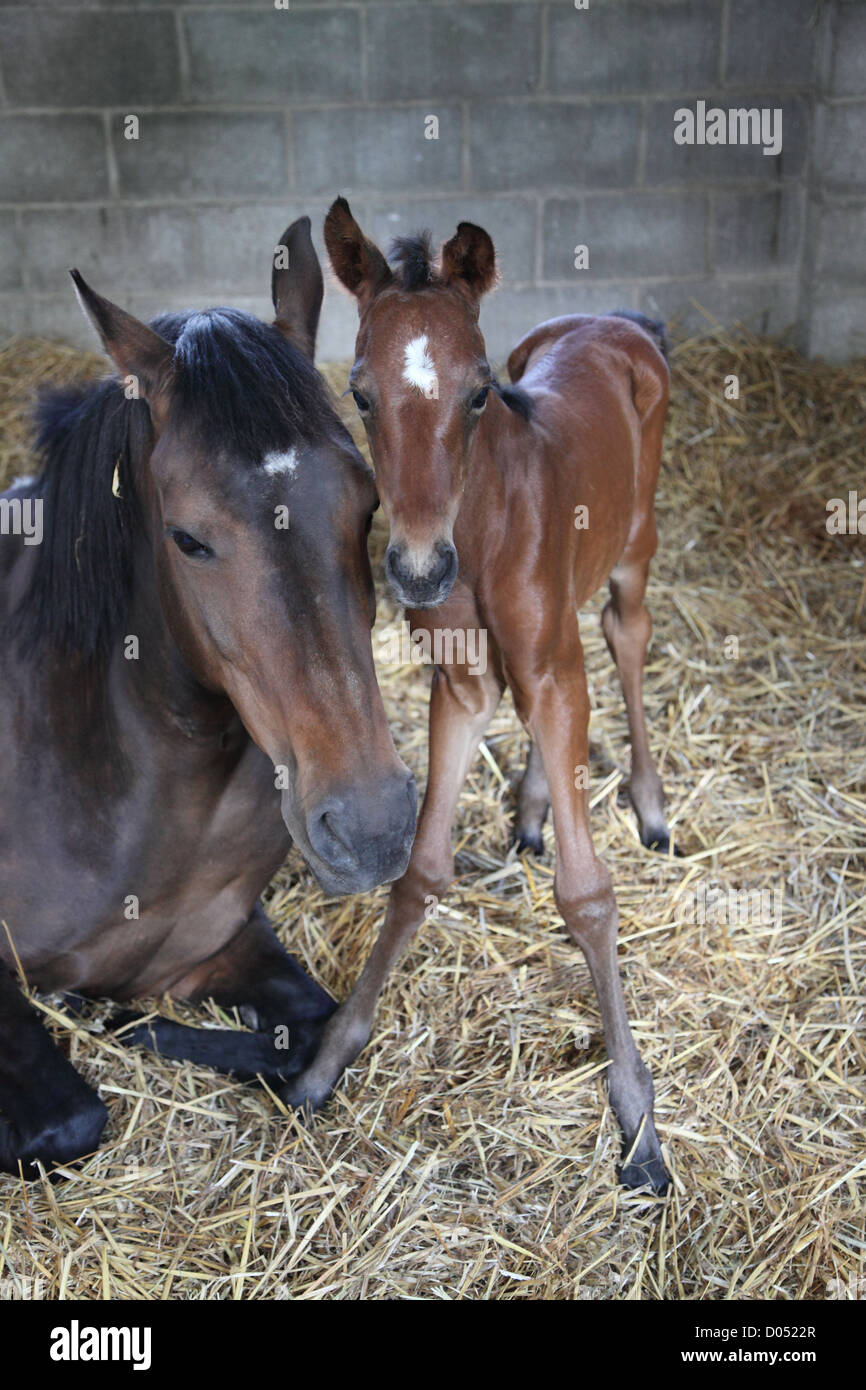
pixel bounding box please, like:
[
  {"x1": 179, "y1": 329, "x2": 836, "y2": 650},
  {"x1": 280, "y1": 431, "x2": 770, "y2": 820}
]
[
  {"x1": 384, "y1": 544, "x2": 402, "y2": 590},
  {"x1": 385, "y1": 540, "x2": 458, "y2": 607},
  {"x1": 432, "y1": 543, "x2": 458, "y2": 590}
]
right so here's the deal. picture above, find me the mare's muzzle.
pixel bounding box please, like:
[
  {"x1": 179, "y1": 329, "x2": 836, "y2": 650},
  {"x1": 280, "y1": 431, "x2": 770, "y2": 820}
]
[
  {"x1": 289, "y1": 769, "x2": 417, "y2": 896},
  {"x1": 385, "y1": 538, "x2": 458, "y2": 609}
]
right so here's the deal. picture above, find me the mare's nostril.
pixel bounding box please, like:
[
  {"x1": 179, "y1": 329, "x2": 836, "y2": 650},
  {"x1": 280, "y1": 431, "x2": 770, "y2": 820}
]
[
  {"x1": 307, "y1": 798, "x2": 361, "y2": 873},
  {"x1": 305, "y1": 773, "x2": 417, "y2": 890}
]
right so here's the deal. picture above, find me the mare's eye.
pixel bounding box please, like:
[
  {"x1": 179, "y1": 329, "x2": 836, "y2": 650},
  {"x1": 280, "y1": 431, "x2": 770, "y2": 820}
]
[
  {"x1": 170, "y1": 530, "x2": 212, "y2": 560},
  {"x1": 352, "y1": 389, "x2": 371, "y2": 414},
  {"x1": 470, "y1": 386, "x2": 490, "y2": 412}
]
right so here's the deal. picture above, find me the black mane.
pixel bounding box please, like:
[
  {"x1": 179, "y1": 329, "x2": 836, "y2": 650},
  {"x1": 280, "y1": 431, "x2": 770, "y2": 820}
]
[
  {"x1": 154, "y1": 308, "x2": 335, "y2": 455},
  {"x1": 493, "y1": 379, "x2": 534, "y2": 421},
  {"x1": 7, "y1": 308, "x2": 338, "y2": 662}
]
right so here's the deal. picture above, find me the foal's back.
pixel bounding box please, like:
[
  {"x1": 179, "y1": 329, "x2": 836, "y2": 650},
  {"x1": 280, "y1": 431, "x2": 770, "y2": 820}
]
[{"x1": 495, "y1": 313, "x2": 669, "y2": 607}]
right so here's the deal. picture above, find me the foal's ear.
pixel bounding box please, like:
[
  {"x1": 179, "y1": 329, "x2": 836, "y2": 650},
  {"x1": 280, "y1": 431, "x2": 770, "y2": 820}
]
[
  {"x1": 272, "y1": 214, "x2": 324, "y2": 359},
  {"x1": 440, "y1": 222, "x2": 497, "y2": 306},
  {"x1": 71, "y1": 269, "x2": 174, "y2": 407},
  {"x1": 324, "y1": 196, "x2": 393, "y2": 309}
]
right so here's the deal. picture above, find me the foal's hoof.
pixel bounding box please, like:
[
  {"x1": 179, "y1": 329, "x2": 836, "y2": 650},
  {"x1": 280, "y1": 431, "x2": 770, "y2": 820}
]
[
  {"x1": 617, "y1": 1154, "x2": 671, "y2": 1195},
  {"x1": 276, "y1": 1074, "x2": 334, "y2": 1115},
  {"x1": 640, "y1": 829, "x2": 682, "y2": 857},
  {"x1": 513, "y1": 829, "x2": 545, "y2": 858}
]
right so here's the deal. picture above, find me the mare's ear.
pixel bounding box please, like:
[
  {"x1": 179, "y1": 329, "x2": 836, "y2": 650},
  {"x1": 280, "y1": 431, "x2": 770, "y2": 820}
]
[
  {"x1": 324, "y1": 197, "x2": 393, "y2": 310},
  {"x1": 440, "y1": 222, "x2": 497, "y2": 308},
  {"x1": 272, "y1": 214, "x2": 324, "y2": 359},
  {"x1": 70, "y1": 270, "x2": 174, "y2": 414}
]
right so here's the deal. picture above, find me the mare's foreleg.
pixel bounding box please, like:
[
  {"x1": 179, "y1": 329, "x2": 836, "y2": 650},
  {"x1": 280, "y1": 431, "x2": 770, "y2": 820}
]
[
  {"x1": 113, "y1": 903, "x2": 336, "y2": 1084},
  {"x1": 0, "y1": 964, "x2": 108, "y2": 1176}
]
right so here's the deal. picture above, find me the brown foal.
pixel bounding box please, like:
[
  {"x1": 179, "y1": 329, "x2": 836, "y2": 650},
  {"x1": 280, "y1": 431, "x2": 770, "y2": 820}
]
[{"x1": 287, "y1": 198, "x2": 674, "y2": 1191}]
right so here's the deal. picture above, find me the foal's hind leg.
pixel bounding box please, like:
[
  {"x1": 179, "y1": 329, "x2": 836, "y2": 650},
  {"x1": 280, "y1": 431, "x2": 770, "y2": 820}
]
[
  {"x1": 512, "y1": 628, "x2": 669, "y2": 1193},
  {"x1": 114, "y1": 903, "x2": 336, "y2": 1084},
  {"x1": 514, "y1": 740, "x2": 551, "y2": 855},
  {"x1": 0, "y1": 965, "x2": 107, "y2": 1176},
  {"x1": 602, "y1": 556, "x2": 672, "y2": 852}
]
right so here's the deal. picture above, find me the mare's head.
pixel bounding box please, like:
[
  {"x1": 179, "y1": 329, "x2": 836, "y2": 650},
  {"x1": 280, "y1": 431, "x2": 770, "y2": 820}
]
[
  {"x1": 324, "y1": 198, "x2": 501, "y2": 610},
  {"x1": 64, "y1": 217, "x2": 415, "y2": 894}
]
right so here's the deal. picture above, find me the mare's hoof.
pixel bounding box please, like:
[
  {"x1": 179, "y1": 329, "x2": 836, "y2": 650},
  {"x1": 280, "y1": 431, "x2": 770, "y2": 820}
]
[
  {"x1": 110, "y1": 1010, "x2": 149, "y2": 1039},
  {"x1": 0, "y1": 1097, "x2": 108, "y2": 1180},
  {"x1": 617, "y1": 1153, "x2": 671, "y2": 1195}
]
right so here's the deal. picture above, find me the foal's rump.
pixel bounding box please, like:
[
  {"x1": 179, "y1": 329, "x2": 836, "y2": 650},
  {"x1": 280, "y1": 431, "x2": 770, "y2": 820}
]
[{"x1": 507, "y1": 311, "x2": 668, "y2": 408}]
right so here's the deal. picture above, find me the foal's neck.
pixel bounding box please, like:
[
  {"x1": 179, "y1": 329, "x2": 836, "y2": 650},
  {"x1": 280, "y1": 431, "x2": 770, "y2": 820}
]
[{"x1": 462, "y1": 392, "x2": 528, "y2": 521}]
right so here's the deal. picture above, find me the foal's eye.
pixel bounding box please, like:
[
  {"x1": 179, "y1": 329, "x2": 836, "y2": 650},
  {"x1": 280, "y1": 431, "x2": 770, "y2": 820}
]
[
  {"x1": 170, "y1": 529, "x2": 212, "y2": 560},
  {"x1": 470, "y1": 386, "x2": 490, "y2": 412},
  {"x1": 352, "y1": 389, "x2": 371, "y2": 414}
]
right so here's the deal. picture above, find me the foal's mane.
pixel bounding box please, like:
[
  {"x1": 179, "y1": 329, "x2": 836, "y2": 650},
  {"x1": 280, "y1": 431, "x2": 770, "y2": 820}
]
[
  {"x1": 388, "y1": 232, "x2": 437, "y2": 292},
  {"x1": 387, "y1": 233, "x2": 534, "y2": 422},
  {"x1": 9, "y1": 308, "x2": 337, "y2": 662}
]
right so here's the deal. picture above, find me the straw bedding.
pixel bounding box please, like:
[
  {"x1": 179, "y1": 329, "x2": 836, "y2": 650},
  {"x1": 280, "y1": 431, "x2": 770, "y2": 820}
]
[{"x1": 0, "y1": 324, "x2": 863, "y2": 1301}]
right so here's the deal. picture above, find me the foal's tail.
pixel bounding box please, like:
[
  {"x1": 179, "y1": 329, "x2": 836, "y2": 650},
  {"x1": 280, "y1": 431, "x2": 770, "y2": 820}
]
[{"x1": 608, "y1": 308, "x2": 669, "y2": 362}]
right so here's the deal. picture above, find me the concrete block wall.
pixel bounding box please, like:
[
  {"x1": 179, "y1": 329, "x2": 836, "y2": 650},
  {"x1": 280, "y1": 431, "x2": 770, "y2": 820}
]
[
  {"x1": 0, "y1": 0, "x2": 860, "y2": 363},
  {"x1": 803, "y1": 0, "x2": 866, "y2": 361}
]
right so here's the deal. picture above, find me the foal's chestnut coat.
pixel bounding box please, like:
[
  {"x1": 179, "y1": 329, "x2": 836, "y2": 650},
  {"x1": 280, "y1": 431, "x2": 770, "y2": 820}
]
[{"x1": 277, "y1": 201, "x2": 673, "y2": 1191}]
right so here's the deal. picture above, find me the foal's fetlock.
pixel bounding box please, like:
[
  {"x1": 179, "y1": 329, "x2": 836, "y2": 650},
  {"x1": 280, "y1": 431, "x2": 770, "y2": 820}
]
[{"x1": 396, "y1": 862, "x2": 452, "y2": 916}]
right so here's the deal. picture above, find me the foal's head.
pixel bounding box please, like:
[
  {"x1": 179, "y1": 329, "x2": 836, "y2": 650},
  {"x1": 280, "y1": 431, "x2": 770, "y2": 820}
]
[
  {"x1": 70, "y1": 217, "x2": 415, "y2": 894},
  {"x1": 324, "y1": 198, "x2": 499, "y2": 609}
]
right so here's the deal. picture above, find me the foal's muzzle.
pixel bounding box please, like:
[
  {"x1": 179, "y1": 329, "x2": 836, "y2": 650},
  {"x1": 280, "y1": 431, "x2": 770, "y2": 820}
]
[
  {"x1": 299, "y1": 770, "x2": 417, "y2": 896},
  {"x1": 385, "y1": 539, "x2": 458, "y2": 609}
]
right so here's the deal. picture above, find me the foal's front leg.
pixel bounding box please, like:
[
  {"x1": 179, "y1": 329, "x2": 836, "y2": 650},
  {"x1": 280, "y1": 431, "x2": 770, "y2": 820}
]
[
  {"x1": 280, "y1": 663, "x2": 503, "y2": 1111},
  {"x1": 513, "y1": 632, "x2": 670, "y2": 1193}
]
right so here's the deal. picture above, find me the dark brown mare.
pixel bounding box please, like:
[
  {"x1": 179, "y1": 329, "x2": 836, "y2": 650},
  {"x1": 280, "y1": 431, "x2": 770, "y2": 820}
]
[
  {"x1": 277, "y1": 198, "x2": 674, "y2": 1191},
  {"x1": 0, "y1": 217, "x2": 416, "y2": 1177}
]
